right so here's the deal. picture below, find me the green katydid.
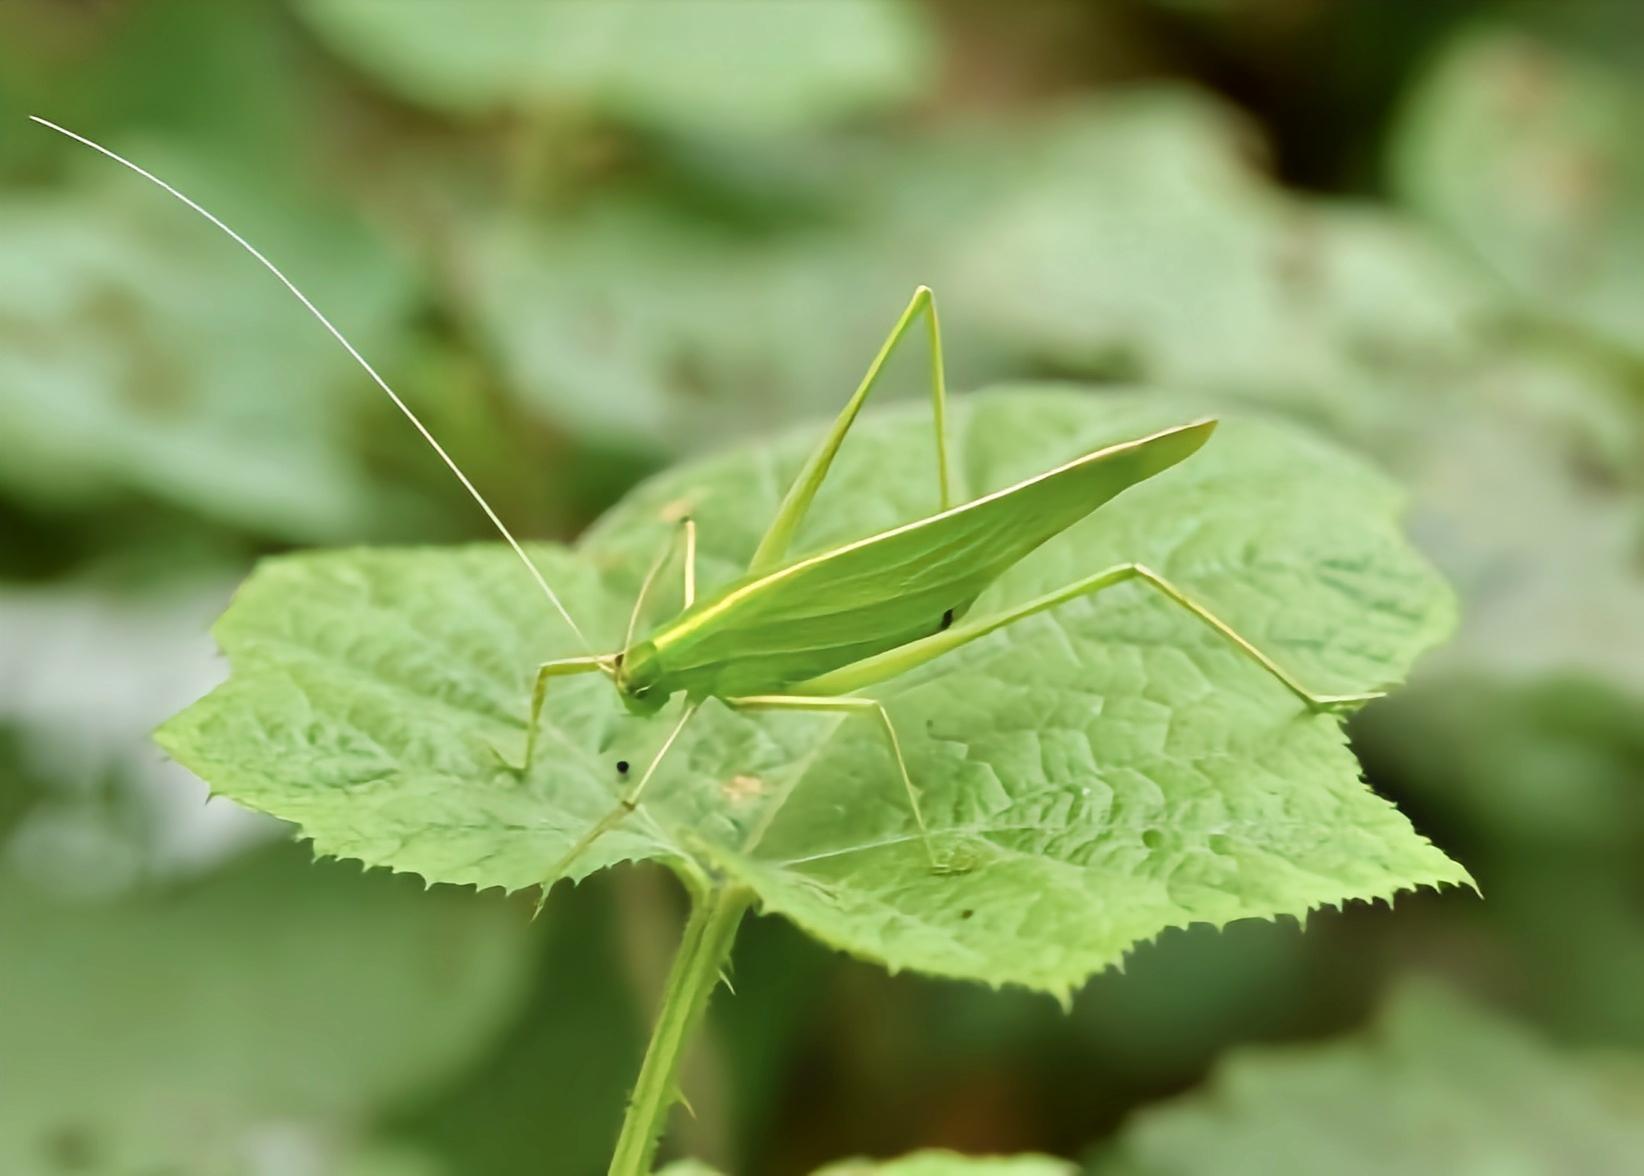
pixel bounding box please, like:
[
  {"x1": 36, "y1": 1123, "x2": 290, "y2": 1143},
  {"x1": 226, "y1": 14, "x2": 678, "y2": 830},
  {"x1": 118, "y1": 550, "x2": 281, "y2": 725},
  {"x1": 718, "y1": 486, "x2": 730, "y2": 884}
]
[{"x1": 34, "y1": 116, "x2": 1382, "y2": 885}]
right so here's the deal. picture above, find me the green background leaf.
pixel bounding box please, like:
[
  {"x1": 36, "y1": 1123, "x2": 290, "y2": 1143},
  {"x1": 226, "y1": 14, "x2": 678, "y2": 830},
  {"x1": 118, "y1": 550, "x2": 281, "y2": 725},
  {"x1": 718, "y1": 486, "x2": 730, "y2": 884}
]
[
  {"x1": 814, "y1": 1152, "x2": 1075, "y2": 1175},
  {"x1": 1090, "y1": 982, "x2": 1644, "y2": 1175},
  {"x1": 0, "y1": 846, "x2": 531, "y2": 1175},
  {"x1": 293, "y1": 0, "x2": 935, "y2": 132},
  {"x1": 1391, "y1": 27, "x2": 1644, "y2": 360},
  {"x1": 0, "y1": 156, "x2": 424, "y2": 541}
]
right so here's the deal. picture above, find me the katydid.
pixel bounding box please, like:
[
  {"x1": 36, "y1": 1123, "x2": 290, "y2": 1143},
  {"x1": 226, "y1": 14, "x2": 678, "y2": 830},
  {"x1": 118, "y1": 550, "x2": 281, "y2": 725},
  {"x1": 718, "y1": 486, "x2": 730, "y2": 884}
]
[{"x1": 34, "y1": 117, "x2": 1382, "y2": 886}]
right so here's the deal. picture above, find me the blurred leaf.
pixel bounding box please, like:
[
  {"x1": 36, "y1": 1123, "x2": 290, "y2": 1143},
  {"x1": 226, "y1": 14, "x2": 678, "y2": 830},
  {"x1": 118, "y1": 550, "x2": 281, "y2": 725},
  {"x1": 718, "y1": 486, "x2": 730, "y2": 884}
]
[
  {"x1": 1478, "y1": 860, "x2": 1644, "y2": 1052},
  {"x1": 294, "y1": 0, "x2": 935, "y2": 132},
  {"x1": 0, "y1": 150, "x2": 430, "y2": 540},
  {"x1": 0, "y1": 577, "x2": 274, "y2": 894},
  {"x1": 1069, "y1": 916, "x2": 1313, "y2": 1076},
  {"x1": 1388, "y1": 347, "x2": 1644, "y2": 695},
  {"x1": 657, "y1": 1162, "x2": 728, "y2": 1176},
  {"x1": 941, "y1": 94, "x2": 1495, "y2": 423},
  {"x1": 661, "y1": 1154, "x2": 1074, "y2": 1176},
  {"x1": 814, "y1": 1152, "x2": 1076, "y2": 1175},
  {"x1": 1091, "y1": 982, "x2": 1644, "y2": 1175},
  {"x1": 0, "y1": 846, "x2": 532, "y2": 1175},
  {"x1": 159, "y1": 388, "x2": 1464, "y2": 997},
  {"x1": 336, "y1": 1144, "x2": 446, "y2": 1176},
  {"x1": 0, "y1": 0, "x2": 313, "y2": 176},
  {"x1": 1390, "y1": 27, "x2": 1644, "y2": 360},
  {"x1": 1358, "y1": 678, "x2": 1644, "y2": 1049},
  {"x1": 447, "y1": 196, "x2": 962, "y2": 454}
]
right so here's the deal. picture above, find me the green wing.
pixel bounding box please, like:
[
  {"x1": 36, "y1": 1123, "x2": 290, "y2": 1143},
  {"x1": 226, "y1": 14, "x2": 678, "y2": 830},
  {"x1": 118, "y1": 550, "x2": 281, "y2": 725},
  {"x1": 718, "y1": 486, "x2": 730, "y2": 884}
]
[{"x1": 650, "y1": 419, "x2": 1216, "y2": 697}]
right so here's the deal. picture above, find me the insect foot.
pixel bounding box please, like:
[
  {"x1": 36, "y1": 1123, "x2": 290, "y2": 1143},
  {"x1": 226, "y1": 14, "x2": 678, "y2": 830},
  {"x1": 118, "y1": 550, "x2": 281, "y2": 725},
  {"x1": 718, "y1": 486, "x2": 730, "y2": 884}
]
[{"x1": 1307, "y1": 690, "x2": 1388, "y2": 715}]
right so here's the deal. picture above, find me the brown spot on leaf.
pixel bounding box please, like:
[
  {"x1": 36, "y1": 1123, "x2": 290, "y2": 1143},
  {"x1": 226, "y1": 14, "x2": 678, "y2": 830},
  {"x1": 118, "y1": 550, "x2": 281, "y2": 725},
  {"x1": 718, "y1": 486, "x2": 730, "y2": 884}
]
[{"x1": 722, "y1": 774, "x2": 765, "y2": 805}]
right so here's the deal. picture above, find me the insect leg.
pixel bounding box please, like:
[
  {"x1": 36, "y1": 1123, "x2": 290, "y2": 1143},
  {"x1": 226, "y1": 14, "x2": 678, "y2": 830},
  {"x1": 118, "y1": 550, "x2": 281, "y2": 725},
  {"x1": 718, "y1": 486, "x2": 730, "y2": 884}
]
[
  {"x1": 748, "y1": 285, "x2": 952, "y2": 573},
  {"x1": 726, "y1": 694, "x2": 937, "y2": 867},
  {"x1": 1114, "y1": 566, "x2": 1385, "y2": 712},
  {"x1": 499, "y1": 655, "x2": 614, "y2": 773},
  {"x1": 792, "y1": 564, "x2": 1385, "y2": 713},
  {"x1": 538, "y1": 700, "x2": 703, "y2": 901},
  {"x1": 626, "y1": 516, "x2": 701, "y2": 648},
  {"x1": 683, "y1": 516, "x2": 698, "y2": 607}
]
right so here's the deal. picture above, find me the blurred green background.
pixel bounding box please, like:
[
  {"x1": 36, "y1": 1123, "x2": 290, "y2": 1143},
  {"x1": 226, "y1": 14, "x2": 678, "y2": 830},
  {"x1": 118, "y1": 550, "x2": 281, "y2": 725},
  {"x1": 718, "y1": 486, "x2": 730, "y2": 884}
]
[{"x1": 3, "y1": 1, "x2": 1643, "y2": 1173}]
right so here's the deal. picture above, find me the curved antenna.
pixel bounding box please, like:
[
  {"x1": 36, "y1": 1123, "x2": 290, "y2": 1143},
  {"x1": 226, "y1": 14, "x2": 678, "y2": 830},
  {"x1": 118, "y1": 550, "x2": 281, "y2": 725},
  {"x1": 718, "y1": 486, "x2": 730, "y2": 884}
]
[{"x1": 29, "y1": 115, "x2": 589, "y2": 649}]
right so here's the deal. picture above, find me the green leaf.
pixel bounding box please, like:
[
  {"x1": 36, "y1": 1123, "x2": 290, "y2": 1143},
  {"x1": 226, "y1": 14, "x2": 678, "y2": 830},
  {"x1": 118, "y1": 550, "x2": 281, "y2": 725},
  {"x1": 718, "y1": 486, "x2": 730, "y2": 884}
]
[
  {"x1": 158, "y1": 387, "x2": 1467, "y2": 997},
  {"x1": 1390, "y1": 27, "x2": 1644, "y2": 359},
  {"x1": 1381, "y1": 343, "x2": 1644, "y2": 696},
  {"x1": 0, "y1": 154, "x2": 425, "y2": 540},
  {"x1": 814, "y1": 1152, "x2": 1076, "y2": 1175},
  {"x1": 656, "y1": 1162, "x2": 728, "y2": 1176},
  {"x1": 1091, "y1": 982, "x2": 1644, "y2": 1175},
  {"x1": 0, "y1": 846, "x2": 531, "y2": 1175},
  {"x1": 293, "y1": 0, "x2": 936, "y2": 133},
  {"x1": 940, "y1": 93, "x2": 1496, "y2": 414},
  {"x1": 660, "y1": 1154, "x2": 1074, "y2": 1176},
  {"x1": 449, "y1": 198, "x2": 980, "y2": 455},
  {"x1": 0, "y1": 575, "x2": 270, "y2": 896}
]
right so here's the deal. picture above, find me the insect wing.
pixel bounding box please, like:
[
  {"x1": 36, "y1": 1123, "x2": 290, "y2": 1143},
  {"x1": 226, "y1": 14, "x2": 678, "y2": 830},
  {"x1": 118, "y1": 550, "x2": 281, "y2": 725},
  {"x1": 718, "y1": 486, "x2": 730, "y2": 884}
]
[{"x1": 655, "y1": 419, "x2": 1216, "y2": 695}]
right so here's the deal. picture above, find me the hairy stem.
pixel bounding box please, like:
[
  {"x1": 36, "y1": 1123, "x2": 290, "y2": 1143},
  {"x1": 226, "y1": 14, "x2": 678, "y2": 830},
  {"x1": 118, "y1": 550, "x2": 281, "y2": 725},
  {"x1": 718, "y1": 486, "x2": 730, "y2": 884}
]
[{"x1": 608, "y1": 884, "x2": 751, "y2": 1176}]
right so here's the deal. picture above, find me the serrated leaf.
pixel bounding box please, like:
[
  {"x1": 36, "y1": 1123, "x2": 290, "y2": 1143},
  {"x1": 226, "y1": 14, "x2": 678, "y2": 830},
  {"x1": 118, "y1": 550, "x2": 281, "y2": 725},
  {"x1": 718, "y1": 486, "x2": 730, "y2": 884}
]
[
  {"x1": 159, "y1": 387, "x2": 1467, "y2": 995},
  {"x1": 293, "y1": 0, "x2": 935, "y2": 133},
  {"x1": 1092, "y1": 982, "x2": 1644, "y2": 1176},
  {"x1": 0, "y1": 847, "x2": 530, "y2": 1175}
]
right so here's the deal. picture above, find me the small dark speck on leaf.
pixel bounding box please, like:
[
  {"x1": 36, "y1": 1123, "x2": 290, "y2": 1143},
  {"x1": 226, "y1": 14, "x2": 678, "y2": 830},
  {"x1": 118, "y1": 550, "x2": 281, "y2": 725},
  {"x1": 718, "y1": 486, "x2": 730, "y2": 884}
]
[
  {"x1": 616, "y1": 760, "x2": 630, "y2": 775},
  {"x1": 960, "y1": 908, "x2": 975, "y2": 920}
]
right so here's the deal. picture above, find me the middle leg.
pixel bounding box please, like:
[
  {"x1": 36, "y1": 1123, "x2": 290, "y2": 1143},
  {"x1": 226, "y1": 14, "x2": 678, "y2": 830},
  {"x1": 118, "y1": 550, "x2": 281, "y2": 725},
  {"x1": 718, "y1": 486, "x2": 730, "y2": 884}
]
[{"x1": 726, "y1": 693, "x2": 938, "y2": 867}]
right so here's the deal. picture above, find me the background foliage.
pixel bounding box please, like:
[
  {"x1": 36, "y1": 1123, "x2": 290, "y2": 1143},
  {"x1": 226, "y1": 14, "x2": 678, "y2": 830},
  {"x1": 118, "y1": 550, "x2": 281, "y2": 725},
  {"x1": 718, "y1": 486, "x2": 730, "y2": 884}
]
[{"x1": 3, "y1": 1, "x2": 1642, "y2": 1173}]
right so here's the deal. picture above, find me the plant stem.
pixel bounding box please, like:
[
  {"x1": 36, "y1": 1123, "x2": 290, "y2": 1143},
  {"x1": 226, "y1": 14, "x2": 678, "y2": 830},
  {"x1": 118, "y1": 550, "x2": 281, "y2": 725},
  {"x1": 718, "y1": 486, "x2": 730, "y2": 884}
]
[{"x1": 608, "y1": 883, "x2": 752, "y2": 1176}]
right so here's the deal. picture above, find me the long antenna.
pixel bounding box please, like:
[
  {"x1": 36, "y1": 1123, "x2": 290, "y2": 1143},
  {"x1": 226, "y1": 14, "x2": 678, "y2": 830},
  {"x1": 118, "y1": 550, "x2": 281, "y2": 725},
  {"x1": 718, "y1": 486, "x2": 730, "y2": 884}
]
[{"x1": 29, "y1": 115, "x2": 589, "y2": 648}]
